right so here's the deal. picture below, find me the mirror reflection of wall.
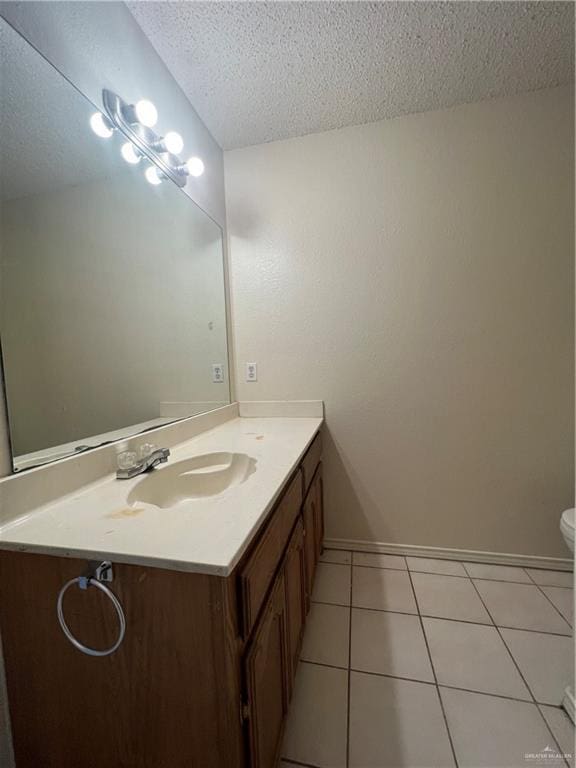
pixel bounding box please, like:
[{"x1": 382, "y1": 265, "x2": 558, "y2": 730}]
[{"x1": 0, "y1": 18, "x2": 230, "y2": 471}]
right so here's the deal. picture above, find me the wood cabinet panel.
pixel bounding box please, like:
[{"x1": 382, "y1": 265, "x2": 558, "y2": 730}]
[
  {"x1": 283, "y1": 518, "x2": 306, "y2": 687},
  {"x1": 244, "y1": 573, "x2": 289, "y2": 768},
  {"x1": 302, "y1": 465, "x2": 324, "y2": 606},
  {"x1": 301, "y1": 432, "x2": 322, "y2": 497},
  {"x1": 302, "y1": 487, "x2": 317, "y2": 606},
  {"x1": 239, "y1": 470, "x2": 302, "y2": 638},
  {"x1": 0, "y1": 428, "x2": 324, "y2": 768},
  {"x1": 0, "y1": 552, "x2": 243, "y2": 768},
  {"x1": 313, "y1": 463, "x2": 324, "y2": 562}
]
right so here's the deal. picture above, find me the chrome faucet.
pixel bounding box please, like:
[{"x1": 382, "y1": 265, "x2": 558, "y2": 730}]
[{"x1": 116, "y1": 447, "x2": 170, "y2": 479}]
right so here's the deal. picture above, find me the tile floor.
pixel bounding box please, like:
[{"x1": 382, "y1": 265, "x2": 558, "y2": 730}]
[{"x1": 281, "y1": 551, "x2": 575, "y2": 768}]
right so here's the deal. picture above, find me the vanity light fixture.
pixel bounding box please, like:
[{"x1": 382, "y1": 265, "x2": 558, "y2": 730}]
[
  {"x1": 163, "y1": 131, "x2": 184, "y2": 155},
  {"x1": 145, "y1": 165, "x2": 163, "y2": 186},
  {"x1": 126, "y1": 99, "x2": 158, "y2": 128},
  {"x1": 120, "y1": 142, "x2": 142, "y2": 165},
  {"x1": 90, "y1": 112, "x2": 114, "y2": 139},
  {"x1": 90, "y1": 89, "x2": 205, "y2": 188},
  {"x1": 185, "y1": 156, "x2": 205, "y2": 178}
]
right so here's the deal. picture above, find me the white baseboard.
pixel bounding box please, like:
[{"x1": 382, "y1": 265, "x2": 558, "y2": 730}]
[{"x1": 323, "y1": 537, "x2": 574, "y2": 572}]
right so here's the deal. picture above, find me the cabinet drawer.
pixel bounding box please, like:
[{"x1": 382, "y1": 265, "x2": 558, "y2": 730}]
[
  {"x1": 301, "y1": 432, "x2": 322, "y2": 497},
  {"x1": 240, "y1": 471, "x2": 302, "y2": 638}
]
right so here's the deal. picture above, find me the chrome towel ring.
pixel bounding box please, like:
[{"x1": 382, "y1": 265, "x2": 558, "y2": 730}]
[{"x1": 56, "y1": 563, "x2": 126, "y2": 657}]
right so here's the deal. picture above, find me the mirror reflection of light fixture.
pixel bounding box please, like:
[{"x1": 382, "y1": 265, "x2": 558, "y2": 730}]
[
  {"x1": 163, "y1": 131, "x2": 184, "y2": 154},
  {"x1": 120, "y1": 142, "x2": 141, "y2": 165},
  {"x1": 145, "y1": 165, "x2": 163, "y2": 185},
  {"x1": 90, "y1": 112, "x2": 114, "y2": 138},
  {"x1": 91, "y1": 89, "x2": 206, "y2": 190},
  {"x1": 122, "y1": 99, "x2": 158, "y2": 128},
  {"x1": 185, "y1": 157, "x2": 205, "y2": 178}
]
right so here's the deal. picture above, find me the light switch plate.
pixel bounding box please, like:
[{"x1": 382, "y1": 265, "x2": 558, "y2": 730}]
[
  {"x1": 245, "y1": 362, "x2": 258, "y2": 382},
  {"x1": 212, "y1": 363, "x2": 224, "y2": 383}
]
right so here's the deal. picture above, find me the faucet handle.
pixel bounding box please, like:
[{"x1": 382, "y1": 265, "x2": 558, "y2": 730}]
[
  {"x1": 137, "y1": 443, "x2": 158, "y2": 461},
  {"x1": 117, "y1": 450, "x2": 138, "y2": 472}
]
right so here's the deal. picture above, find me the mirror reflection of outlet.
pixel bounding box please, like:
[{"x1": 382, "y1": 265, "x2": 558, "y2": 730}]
[
  {"x1": 245, "y1": 362, "x2": 258, "y2": 382},
  {"x1": 212, "y1": 364, "x2": 224, "y2": 383}
]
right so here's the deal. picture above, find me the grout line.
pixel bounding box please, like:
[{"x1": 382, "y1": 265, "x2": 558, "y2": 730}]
[
  {"x1": 467, "y1": 575, "x2": 570, "y2": 765},
  {"x1": 300, "y1": 659, "x2": 570, "y2": 709},
  {"x1": 471, "y1": 575, "x2": 572, "y2": 634},
  {"x1": 310, "y1": 599, "x2": 351, "y2": 609},
  {"x1": 468, "y1": 577, "x2": 536, "y2": 702},
  {"x1": 437, "y1": 683, "x2": 532, "y2": 706},
  {"x1": 351, "y1": 563, "x2": 408, "y2": 572},
  {"x1": 313, "y1": 599, "x2": 572, "y2": 638},
  {"x1": 348, "y1": 604, "x2": 419, "y2": 618},
  {"x1": 350, "y1": 560, "x2": 566, "y2": 586},
  {"x1": 527, "y1": 579, "x2": 573, "y2": 630},
  {"x1": 346, "y1": 558, "x2": 353, "y2": 768},
  {"x1": 279, "y1": 758, "x2": 323, "y2": 768},
  {"x1": 406, "y1": 565, "x2": 460, "y2": 768},
  {"x1": 300, "y1": 659, "x2": 347, "y2": 673}
]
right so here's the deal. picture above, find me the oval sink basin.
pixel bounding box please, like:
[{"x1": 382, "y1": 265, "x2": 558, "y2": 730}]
[{"x1": 127, "y1": 452, "x2": 256, "y2": 509}]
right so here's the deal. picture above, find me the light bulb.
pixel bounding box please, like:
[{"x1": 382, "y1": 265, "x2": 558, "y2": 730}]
[
  {"x1": 163, "y1": 131, "x2": 184, "y2": 154},
  {"x1": 186, "y1": 156, "x2": 205, "y2": 177},
  {"x1": 121, "y1": 142, "x2": 141, "y2": 165},
  {"x1": 145, "y1": 165, "x2": 162, "y2": 185},
  {"x1": 134, "y1": 99, "x2": 158, "y2": 128},
  {"x1": 90, "y1": 112, "x2": 113, "y2": 139}
]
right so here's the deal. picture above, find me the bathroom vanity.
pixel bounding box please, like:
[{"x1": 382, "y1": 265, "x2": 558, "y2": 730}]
[
  {"x1": 0, "y1": 17, "x2": 325, "y2": 768},
  {"x1": 0, "y1": 418, "x2": 324, "y2": 768}
]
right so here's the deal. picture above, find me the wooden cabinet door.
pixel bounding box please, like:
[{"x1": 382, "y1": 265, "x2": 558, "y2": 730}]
[
  {"x1": 303, "y1": 463, "x2": 325, "y2": 607},
  {"x1": 302, "y1": 487, "x2": 317, "y2": 607},
  {"x1": 313, "y1": 463, "x2": 324, "y2": 562},
  {"x1": 284, "y1": 519, "x2": 306, "y2": 689},
  {"x1": 244, "y1": 573, "x2": 290, "y2": 768}
]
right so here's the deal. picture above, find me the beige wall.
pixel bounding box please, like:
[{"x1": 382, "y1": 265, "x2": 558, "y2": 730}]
[{"x1": 225, "y1": 85, "x2": 575, "y2": 558}]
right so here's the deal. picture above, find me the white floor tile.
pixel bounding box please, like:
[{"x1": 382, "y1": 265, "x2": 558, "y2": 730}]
[
  {"x1": 352, "y1": 566, "x2": 417, "y2": 613},
  {"x1": 526, "y1": 569, "x2": 574, "y2": 588},
  {"x1": 423, "y1": 617, "x2": 530, "y2": 699},
  {"x1": 353, "y1": 552, "x2": 407, "y2": 570},
  {"x1": 406, "y1": 557, "x2": 467, "y2": 577},
  {"x1": 541, "y1": 586, "x2": 574, "y2": 626},
  {"x1": 301, "y1": 603, "x2": 350, "y2": 668},
  {"x1": 474, "y1": 580, "x2": 572, "y2": 634},
  {"x1": 349, "y1": 672, "x2": 455, "y2": 767},
  {"x1": 441, "y1": 687, "x2": 567, "y2": 768},
  {"x1": 411, "y1": 572, "x2": 492, "y2": 624},
  {"x1": 539, "y1": 705, "x2": 575, "y2": 765},
  {"x1": 500, "y1": 628, "x2": 575, "y2": 706},
  {"x1": 351, "y1": 608, "x2": 434, "y2": 682},
  {"x1": 463, "y1": 562, "x2": 531, "y2": 583},
  {"x1": 320, "y1": 549, "x2": 352, "y2": 564},
  {"x1": 282, "y1": 662, "x2": 347, "y2": 768},
  {"x1": 311, "y1": 562, "x2": 351, "y2": 606}
]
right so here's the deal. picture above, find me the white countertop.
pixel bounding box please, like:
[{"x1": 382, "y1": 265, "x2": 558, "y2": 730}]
[{"x1": 0, "y1": 416, "x2": 323, "y2": 576}]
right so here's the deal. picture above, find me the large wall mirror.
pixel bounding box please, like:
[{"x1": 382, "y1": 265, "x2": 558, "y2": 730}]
[{"x1": 0, "y1": 18, "x2": 230, "y2": 472}]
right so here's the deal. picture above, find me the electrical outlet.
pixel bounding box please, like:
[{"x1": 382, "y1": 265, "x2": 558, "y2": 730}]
[
  {"x1": 245, "y1": 362, "x2": 258, "y2": 382},
  {"x1": 212, "y1": 363, "x2": 224, "y2": 383}
]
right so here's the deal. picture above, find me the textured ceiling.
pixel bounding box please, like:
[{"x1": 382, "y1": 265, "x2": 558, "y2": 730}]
[{"x1": 128, "y1": 1, "x2": 574, "y2": 150}]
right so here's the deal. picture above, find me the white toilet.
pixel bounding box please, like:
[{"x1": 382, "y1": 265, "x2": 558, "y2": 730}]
[{"x1": 559, "y1": 508, "x2": 575, "y2": 723}]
